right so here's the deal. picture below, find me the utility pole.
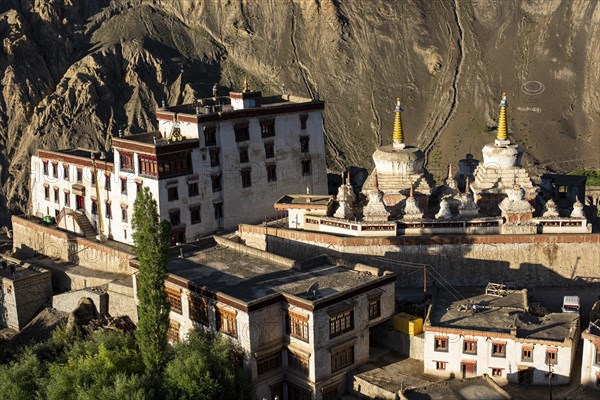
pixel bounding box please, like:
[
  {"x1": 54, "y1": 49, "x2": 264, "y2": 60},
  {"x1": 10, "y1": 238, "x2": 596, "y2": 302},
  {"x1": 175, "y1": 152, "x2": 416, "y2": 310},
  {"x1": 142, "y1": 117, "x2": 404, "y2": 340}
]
[{"x1": 423, "y1": 266, "x2": 428, "y2": 321}]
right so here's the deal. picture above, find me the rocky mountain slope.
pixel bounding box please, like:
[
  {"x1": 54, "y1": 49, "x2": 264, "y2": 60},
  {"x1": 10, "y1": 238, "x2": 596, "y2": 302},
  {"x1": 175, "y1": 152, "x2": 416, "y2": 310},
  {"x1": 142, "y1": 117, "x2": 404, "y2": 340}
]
[{"x1": 0, "y1": 0, "x2": 598, "y2": 225}]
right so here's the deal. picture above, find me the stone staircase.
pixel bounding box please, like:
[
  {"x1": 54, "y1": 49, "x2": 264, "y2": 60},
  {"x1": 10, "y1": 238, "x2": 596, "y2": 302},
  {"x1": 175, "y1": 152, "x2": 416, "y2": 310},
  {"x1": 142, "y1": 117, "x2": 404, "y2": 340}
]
[{"x1": 72, "y1": 211, "x2": 97, "y2": 237}]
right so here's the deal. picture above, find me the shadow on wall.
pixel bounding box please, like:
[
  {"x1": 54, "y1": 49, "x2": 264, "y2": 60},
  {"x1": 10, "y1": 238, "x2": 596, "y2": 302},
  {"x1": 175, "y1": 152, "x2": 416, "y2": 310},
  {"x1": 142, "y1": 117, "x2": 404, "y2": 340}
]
[{"x1": 262, "y1": 235, "x2": 599, "y2": 290}]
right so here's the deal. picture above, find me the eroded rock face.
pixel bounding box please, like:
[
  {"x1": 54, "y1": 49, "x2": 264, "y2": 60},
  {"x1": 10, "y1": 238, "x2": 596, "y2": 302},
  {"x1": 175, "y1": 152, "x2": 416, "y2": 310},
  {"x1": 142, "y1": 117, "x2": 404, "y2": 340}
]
[{"x1": 0, "y1": 1, "x2": 599, "y2": 226}]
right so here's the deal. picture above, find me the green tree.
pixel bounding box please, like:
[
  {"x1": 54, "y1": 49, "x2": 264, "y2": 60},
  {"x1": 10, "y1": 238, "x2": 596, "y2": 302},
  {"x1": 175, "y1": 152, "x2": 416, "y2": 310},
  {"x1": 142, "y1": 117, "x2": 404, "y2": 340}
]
[
  {"x1": 164, "y1": 331, "x2": 251, "y2": 400},
  {"x1": 131, "y1": 187, "x2": 172, "y2": 376}
]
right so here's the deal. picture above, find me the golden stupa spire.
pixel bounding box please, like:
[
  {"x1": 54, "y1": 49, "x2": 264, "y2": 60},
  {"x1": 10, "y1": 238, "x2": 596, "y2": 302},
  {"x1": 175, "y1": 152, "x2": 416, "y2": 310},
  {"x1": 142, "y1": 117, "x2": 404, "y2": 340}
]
[
  {"x1": 497, "y1": 92, "x2": 508, "y2": 141},
  {"x1": 393, "y1": 98, "x2": 405, "y2": 149},
  {"x1": 243, "y1": 76, "x2": 250, "y2": 92}
]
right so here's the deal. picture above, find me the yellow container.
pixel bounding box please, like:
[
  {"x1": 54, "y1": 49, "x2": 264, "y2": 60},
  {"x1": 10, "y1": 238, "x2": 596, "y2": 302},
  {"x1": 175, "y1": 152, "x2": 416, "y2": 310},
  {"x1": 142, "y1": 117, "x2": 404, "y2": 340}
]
[{"x1": 392, "y1": 312, "x2": 423, "y2": 336}]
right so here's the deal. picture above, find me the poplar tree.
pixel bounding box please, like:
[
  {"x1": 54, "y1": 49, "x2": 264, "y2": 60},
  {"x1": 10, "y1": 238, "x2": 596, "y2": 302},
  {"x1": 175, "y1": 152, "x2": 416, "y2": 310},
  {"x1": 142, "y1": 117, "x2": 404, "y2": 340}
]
[{"x1": 132, "y1": 187, "x2": 172, "y2": 376}]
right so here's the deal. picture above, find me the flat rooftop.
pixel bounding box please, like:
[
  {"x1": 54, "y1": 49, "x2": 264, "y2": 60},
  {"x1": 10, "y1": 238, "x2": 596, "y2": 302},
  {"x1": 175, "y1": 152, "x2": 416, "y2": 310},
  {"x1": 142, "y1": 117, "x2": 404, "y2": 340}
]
[
  {"x1": 428, "y1": 287, "x2": 528, "y2": 334},
  {"x1": 163, "y1": 94, "x2": 318, "y2": 116},
  {"x1": 42, "y1": 148, "x2": 115, "y2": 164},
  {"x1": 0, "y1": 257, "x2": 46, "y2": 280},
  {"x1": 402, "y1": 375, "x2": 511, "y2": 400},
  {"x1": 428, "y1": 287, "x2": 578, "y2": 342},
  {"x1": 275, "y1": 194, "x2": 333, "y2": 209},
  {"x1": 151, "y1": 237, "x2": 390, "y2": 305},
  {"x1": 112, "y1": 131, "x2": 198, "y2": 147}
]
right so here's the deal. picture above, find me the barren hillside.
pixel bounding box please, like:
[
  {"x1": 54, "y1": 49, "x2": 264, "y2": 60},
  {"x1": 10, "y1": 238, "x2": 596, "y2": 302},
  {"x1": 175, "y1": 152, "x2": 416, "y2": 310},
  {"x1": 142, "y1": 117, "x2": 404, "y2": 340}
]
[{"x1": 0, "y1": 0, "x2": 598, "y2": 225}]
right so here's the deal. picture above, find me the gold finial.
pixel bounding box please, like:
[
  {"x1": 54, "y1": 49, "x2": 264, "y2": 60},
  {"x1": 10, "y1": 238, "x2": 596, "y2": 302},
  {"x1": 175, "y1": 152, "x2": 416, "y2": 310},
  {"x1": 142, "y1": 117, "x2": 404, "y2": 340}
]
[
  {"x1": 497, "y1": 92, "x2": 508, "y2": 141},
  {"x1": 243, "y1": 76, "x2": 250, "y2": 92},
  {"x1": 393, "y1": 98, "x2": 405, "y2": 149}
]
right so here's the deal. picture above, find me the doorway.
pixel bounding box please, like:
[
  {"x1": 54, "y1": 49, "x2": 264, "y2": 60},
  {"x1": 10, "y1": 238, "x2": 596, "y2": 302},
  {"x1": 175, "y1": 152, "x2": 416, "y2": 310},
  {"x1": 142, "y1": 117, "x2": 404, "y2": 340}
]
[
  {"x1": 518, "y1": 367, "x2": 534, "y2": 384},
  {"x1": 76, "y1": 195, "x2": 84, "y2": 210},
  {"x1": 461, "y1": 361, "x2": 477, "y2": 378}
]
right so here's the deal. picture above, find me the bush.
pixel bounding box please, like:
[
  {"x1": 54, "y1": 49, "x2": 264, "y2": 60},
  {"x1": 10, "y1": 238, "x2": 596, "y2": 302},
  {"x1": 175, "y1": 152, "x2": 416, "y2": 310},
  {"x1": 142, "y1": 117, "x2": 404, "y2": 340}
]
[{"x1": 164, "y1": 331, "x2": 251, "y2": 400}]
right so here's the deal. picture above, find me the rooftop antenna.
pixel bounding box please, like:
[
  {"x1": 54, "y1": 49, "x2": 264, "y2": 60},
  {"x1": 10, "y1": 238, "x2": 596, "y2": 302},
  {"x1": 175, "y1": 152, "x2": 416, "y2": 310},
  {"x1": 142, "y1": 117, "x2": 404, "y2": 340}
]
[{"x1": 307, "y1": 282, "x2": 319, "y2": 299}]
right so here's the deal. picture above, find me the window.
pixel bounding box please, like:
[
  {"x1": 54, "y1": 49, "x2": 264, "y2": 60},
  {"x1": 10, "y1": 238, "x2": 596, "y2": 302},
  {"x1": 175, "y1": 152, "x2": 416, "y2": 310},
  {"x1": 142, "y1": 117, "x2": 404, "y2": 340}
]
[
  {"x1": 169, "y1": 210, "x2": 181, "y2": 226},
  {"x1": 64, "y1": 192, "x2": 70, "y2": 207},
  {"x1": 139, "y1": 154, "x2": 158, "y2": 176},
  {"x1": 491, "y1": 368, "x2": 503, "y2": 377},
  {"x1": 120, "y1": 178, "x2": 127, "y2": 194},
  {"x1": 42, "y1": 161, "x2": 49, "y2": 175},
  {"x1": 165, "y1": 286, "x2": 182, "y2": 314},
  {"x1": 435, "y1": 361, "x2": 447, "y2": 370},
  {"x1": 492, "y1": 342, "x2": 506, "y2": 358},
  {"x1": 369, "y1": 298, "x2": 381, "y2": 320},
  {"x1": 167, "y1": 186, "x2": 179, "y2": 201},
  {"x1": 54, "y1": 188, "x2": 59, "y2": 203},
  {"x1": 239, "y1": 147, "x2": 249, "y2": 163},
  {"x1": 120, "y1": 152, "x2": 134, "y2": 171},
  {"x1": 595, "y1": 348, "x2": 600, "y2": 365},
  {"x1": 135, "y1": 181, "x2": 142, "y2": 195},
  {"x1": 188, "y1": 293, "x2": 208, "y2": 325},
  {"x1": 267, "y1": 165, "x2": 277, "y2": 182},
  {"x1": 77, "y1": 168, "x2": 83, "y2": 183},
  {"x1": 301, "y1": 159, "x2": 312, "y2": 176},
  {"x1": 241, "y1": 169, "x2": 252, "y2": 188},
  {"x1": 329, "y1": 309, "x2": 353, "y2": 338},
  {"x1": 211, "y1": 174, "x2": 222, "y2": 192},
  {"x1": 210, "y1": 148, "x2": 220, "y2": 167},
  {"x1": 50, "y1": 163, "x2": 56, "y2": 178},
  {"x1": 121, "y1": 207, "x2": 128, "y2": 223},
  {"x1": 463, "y1": 339, "x2": 477, "y2": 355},
  {"x1": 264, "y1": 141, "x2": 274, "y2": 159},
  {"x1": 257, "y1": 350, "x2": 281, "y2": 376},
  {"x1": 216, "y1": 308, "x2": 237, "y2": 337},
  {"x1": 105, "y1": 174, "x2": 111, "y2": 191},
  {"x1": 157, "y1": 152, "x2": 192, "y2": 178},
  {"x1": 522, "y1": 346, "x2": 533, "y2": 362},
  {"x1": 288, "y1": 349, "x2": 309, "y2": 375},
  {"x1": 44, "y1": 186, "x2": 50, "y2": 200},
  {"x1": 91, "y1": 199, "x2": 98, "y2": 215},
  {"x1": 434, "y1": 336, "x2": 448, "y2": 352},
  {"x1": 546, "y1": 348, "x2": 558, "y2": 364},
  {"x1": 204, "y1": 125, "x2": 217, "y2": 146},
  {"x1": 63, "y1": 164, "x2": 69, "y2": 180},
  {"x1": 331, "y1": 344, "x2": 353, "y2": 372},
  {"x1": 234, "y1": 123, "x2": 249, "y2": 142},
  {"x1": 190, "y1": 206, "x2": 201, "y2": 225},
  {"x1": 91, "y1": 171, "x2": 96, "y2": 186},
  {"x1": 300, "y1": 114, "x2": 308, "y2": 130},
  {"x1": 188, "y1": 182, "x2": 199, "y2": 197},
  {"x1": 286, "y1": 312, "x2": 309, "y2": 342},
  {"x1": 167, "y1": 320, "x2": 180, "y2": 343},
  {"x1": 105, "y1": 202, "x2": 112, "y2": 219},
  {"x1": 300, "y1": 136, "x2": 309, "y2": 153},
  {"x1": 260, "y1": 119, "x2": 275, "y2": 138},
  {"x1": 214, "y1": 202, "x2": 223, "y2": 219}
]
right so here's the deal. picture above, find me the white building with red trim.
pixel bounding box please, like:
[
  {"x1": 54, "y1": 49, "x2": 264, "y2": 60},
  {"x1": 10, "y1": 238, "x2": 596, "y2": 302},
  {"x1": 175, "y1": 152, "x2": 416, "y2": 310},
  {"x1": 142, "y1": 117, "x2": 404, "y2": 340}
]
[
  {"x1": 29, "y1": 88, "x2": 327, "y2": 244},
  {"x1": 423, "y1": 287, "x2": 579, "y2": 386}
]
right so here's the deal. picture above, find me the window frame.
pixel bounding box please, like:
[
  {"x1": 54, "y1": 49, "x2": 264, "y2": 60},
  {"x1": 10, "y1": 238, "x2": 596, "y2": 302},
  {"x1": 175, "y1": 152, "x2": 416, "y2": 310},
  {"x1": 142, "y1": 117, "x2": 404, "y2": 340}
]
[
  {"x1": 300, "y1": 136, "x2": 310, "y2": 153},
  {"x1": 288, "y1": 349, "x2": 309, "y2": 375},
  {"x1": 267, "y1": 164, "x2": 277, "y2": 182},
  {"x1": 301, "y1": 159, "x2": 312, "y2": 176},
  {"x1": 522, "y1": 346, "x2": 533, "y2": 362},
  {"x1": 434, "y1": 336, "x2": 448, "y2": 352},
  {"x1": 260, "y1": 119, "x2": 275, "y2": 138},
  {"x1": 463, "y1": 339, "x2": 477, "y2": 355},
  {"x1": 239, "y1": 146, "x2": 249, "y2": 164},
  {"x1": 264, "y1": 141, "x2": 275, "y2": 159},
  {"x1": 216, "y1": 308, "x2": 237, "y2": 337},
  {"x1": 368, "y1": 298, "x2": 381, "y2": 320},
  {"x1": 331, "y1": 344, "x2": 354, "y2": 372},
  {"x1": 492, "y1": 342, "x2": 506, "y2": 358},
  {"x1": 204, "y1": 125, "x2": 217, "y2": 146},
  {"x1": 234, "y1": 123, "x2": 250, "y2": 142},
  {"x1": 241, "y1": 168, "x2": 252, "y2": 188},
  {"x1": 329, "y1": 308, "x2": 354, "y2": 338},
  {"x1": 167, "y1": 186, "x2": 179, "y2": 201},
  {"x1": 257, "y1": 349, "x2": 282, "y2": 376},
  {"x1": 190, "y1": 206, "x2": 201, "y2": 225},
  {"x1": 286, "y1": 312, "x2": 309, "y2": 342},
  {"x1": 165, "y1": 286, "x2": 182, "y2": 314}
]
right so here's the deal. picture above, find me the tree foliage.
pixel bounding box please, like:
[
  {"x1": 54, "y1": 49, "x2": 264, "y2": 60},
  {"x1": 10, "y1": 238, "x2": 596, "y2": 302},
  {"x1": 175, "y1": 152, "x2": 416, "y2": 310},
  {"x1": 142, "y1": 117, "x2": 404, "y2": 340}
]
[
  {"x1": 131, "y1": 187, "x2": 172, "y2": 376},
  {"x1": 164, "y1": 331, "x2": 251, "y2": 400}
]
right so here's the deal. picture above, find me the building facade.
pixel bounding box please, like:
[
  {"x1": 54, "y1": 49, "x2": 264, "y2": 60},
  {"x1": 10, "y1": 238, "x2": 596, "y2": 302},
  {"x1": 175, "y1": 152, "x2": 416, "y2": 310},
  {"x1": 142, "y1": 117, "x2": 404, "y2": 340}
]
[
  {"x1": 29, "y1": 90, "x2": 327, "y2": 245},
  {"x1": 130, "y1": 236, "x2": 396, "y2": 400},
  {"x1": 423, "y1": 287, "x2": 579, "y2": 386},
  {"x1": 581, "y1": 320, "x2": 600, "y2": 389},
  {"x1": 0, "y1": 255, "x2": 52, "y2": 330}
]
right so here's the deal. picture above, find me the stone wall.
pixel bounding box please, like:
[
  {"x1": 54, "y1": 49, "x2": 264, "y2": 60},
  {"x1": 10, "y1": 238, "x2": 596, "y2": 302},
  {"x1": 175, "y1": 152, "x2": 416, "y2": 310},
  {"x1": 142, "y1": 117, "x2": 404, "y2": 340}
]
[
  {"x1": 107, "y1": 279, "x2": 137, "y2": 322},
  {"x1": 52, "y1": 288, "x2": 108, "y2": 315},
  {"x1": 12, "y1": 216, "x2": 132, "y2": 275},
  {"x1": 238, "y1": 225, "x2": 600, "y2": 288}
]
